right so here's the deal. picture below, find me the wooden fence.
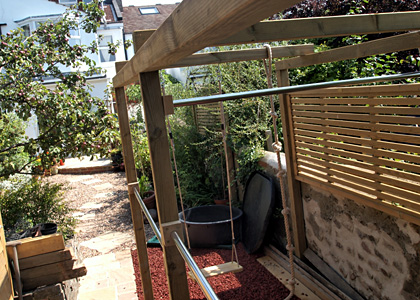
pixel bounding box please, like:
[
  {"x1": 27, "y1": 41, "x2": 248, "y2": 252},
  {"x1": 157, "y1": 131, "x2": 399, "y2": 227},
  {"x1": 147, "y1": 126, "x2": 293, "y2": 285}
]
[
  {"x1": 287, "y1": 83, "x2": 420, "y2": 226},
  {"x1": 193, "y1": 103, "x2": 222, "y2": 135}
]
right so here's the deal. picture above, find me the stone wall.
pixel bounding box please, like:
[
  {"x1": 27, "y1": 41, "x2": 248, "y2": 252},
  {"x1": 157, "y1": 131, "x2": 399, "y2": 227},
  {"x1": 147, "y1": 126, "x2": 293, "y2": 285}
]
[
  {"x1": 259, "y1": 151, "x2": 420, "y2": 300},
  {"x1": 302, "y1": 183, "x2": 420, "y2": 300}
]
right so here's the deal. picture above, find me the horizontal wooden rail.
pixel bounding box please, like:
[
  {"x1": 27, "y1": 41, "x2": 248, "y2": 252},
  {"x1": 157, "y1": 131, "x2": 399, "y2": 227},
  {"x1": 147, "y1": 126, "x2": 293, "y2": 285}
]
[
  {"x1": 276, "y1": 31, "x2": 420, "y2": 70},
  {"x1": 132, "y1": 11, "x2": 420, "y2": 47},
  {"x1": 167, "y1": 45, "x2": 314, "y2": 68},
  {"x1": 114, "y1": 45, "x2": 314, "y2": 73}
]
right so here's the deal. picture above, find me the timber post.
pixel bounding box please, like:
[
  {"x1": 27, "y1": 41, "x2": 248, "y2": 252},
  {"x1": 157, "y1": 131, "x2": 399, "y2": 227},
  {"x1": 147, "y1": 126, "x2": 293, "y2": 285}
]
[
  {"x1": 140, "y1": 71, "x2": 190, "y2": 299},
  {"x1": 114, "y1": 69, "x2": 154, "y2": 298},
  {"x1": 275, "y1": 68, "x2": 307, "y2": 259}
]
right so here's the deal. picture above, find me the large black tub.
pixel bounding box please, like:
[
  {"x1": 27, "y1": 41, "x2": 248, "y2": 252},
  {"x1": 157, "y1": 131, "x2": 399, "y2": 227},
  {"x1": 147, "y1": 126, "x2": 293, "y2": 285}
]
[{"x1": 179, "y1": 205, "x2": 243, "y2": 248}]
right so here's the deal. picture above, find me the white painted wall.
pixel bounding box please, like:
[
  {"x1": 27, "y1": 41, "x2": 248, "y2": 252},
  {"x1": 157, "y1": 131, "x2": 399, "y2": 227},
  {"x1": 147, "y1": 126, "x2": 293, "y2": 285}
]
[
  {"x1": 0, "y1": 0, "x2": 66, "y2": 32},
  {"x1": 124, "y1": 33, "x2": 135, "y2": 59}
]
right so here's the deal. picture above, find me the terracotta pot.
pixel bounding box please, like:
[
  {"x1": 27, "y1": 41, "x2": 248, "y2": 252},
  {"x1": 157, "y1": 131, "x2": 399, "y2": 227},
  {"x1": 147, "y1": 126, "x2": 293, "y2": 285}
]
[
  {"x1": 143, "y1": 191, "x2": 156, "y2": 209},
  {"x1": 214, "y1": 199, "x2": 228, "y2": 205}
]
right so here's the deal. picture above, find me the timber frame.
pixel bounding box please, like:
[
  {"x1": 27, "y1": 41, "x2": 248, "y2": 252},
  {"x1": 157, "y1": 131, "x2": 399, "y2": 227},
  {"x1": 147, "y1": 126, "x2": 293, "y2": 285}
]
[{"x1": 112, "y1": 1, "x2": 420, "y2": 298}]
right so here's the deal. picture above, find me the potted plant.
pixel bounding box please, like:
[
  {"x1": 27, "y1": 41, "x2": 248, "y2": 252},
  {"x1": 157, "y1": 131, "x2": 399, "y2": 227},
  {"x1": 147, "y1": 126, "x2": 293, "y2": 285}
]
[
  {"x1": 138, "y1": 175, "x2": 155, "y2": 209},
  {"x1": 110, "y1": 148, "x2": 123, "y2": 170}
]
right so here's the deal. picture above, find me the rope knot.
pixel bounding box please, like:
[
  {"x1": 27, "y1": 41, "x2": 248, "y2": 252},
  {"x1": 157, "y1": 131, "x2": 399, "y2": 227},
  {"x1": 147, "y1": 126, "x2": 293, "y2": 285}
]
[
  {"x1": 282, "y1": 208, "x2": 290, "y2": 216},
  {"x1": 288, "y1": 279, "x2": 296, "y2": 286},
  {"x1": 276, "y1": 169, "x2": 286, "y2": 179},
  {"x1": 286, "y1": 244, "x2": 295, "y2": 252},
  {"x1": 272, "y1": 142, "x2": 282, "y2": 153}
]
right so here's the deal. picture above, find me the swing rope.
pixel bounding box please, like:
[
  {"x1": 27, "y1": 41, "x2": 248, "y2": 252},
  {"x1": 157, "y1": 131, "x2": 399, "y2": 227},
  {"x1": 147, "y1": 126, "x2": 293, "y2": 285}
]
[
  {"x1": 160, "y1": 71, "x2": 241, "y2": 276},
  {"x1": 160, "y1": 77, "x2": 191, "y2": 249},
  {"x1": 263, "y1": 44, "x2": 296, "y2": 300},
  {"x1": 217, "y1": 72, "x2": 239, "y2": 266}
]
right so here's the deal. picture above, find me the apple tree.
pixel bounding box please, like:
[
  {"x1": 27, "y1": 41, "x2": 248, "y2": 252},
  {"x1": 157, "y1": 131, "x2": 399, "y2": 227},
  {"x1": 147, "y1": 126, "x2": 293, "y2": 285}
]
[{"x1": 0, "y1": 1, "x2": 119, "y2": 178}]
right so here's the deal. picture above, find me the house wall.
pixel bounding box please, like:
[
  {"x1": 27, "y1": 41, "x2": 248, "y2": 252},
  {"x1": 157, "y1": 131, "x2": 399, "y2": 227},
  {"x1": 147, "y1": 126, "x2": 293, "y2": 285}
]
[
  {"x1": 0, "y1": 0, "x2": 65, "y2": 32},
  {"x1": 259, "y1": 151, "x2": 420, "y2": 300}
]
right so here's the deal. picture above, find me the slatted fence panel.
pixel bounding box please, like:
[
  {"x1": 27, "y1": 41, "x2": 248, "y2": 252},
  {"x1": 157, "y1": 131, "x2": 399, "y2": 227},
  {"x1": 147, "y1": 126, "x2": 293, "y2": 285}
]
[
  {"x1": 194, "y1": 103, "x2": 221, "y2": 135},
  {"x1": 288, "y1": 85, "x2": 420, "y2": 225}
]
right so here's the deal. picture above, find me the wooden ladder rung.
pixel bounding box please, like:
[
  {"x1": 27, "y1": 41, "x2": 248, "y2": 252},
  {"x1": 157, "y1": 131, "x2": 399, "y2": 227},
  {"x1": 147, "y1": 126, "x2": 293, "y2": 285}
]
[{"x1": 189, "y1": 262, "x2": 243, "y2": 279}]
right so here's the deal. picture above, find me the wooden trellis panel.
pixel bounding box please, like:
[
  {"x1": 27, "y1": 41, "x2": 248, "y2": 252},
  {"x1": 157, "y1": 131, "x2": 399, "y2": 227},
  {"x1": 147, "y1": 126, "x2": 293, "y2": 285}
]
[
  {"x1": 194, "y1": 103, "x2": 222, "y2": 135},
  {"x1": 288, "y1": 85, "x2": 420, "y2": 225}
]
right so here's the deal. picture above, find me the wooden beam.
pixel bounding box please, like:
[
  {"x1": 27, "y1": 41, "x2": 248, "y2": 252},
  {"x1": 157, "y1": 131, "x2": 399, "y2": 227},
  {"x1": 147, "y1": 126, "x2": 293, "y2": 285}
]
[
  {"x1": 113, "y1": 0, "x2": 302, "y2": 87},
  {"x1": 114, "y1": 44, "x2": 314, "y2": 73},
  {"x1": 19, "y1": 248, "x2": 74, "y2": 270},
  {"x1": 168, "y1": 45, "x2": 314, "y2": 68},
  {"x1": 131, "y1": 11, "x2": 420, "y2": 49},
  {"x1": 276, "y1": 31, "x2": 420, "y2": 70},
  {"x1": 265, "y1": 245, "x2": 352, "y2": 300},
  {"x1": 6, "y1": 234, "x2": 64, "y2": 260},
  {"x1": 132, "y1": 30, "x2": 155, "y2": 55},
  {"x1": 217, "y1": 11, "x2": 420, "y2": 46},
  {"x1": 140, "y1": 71, "x2": 189, "y2": 299},
  {"x1": 276, "y1": 69, "x2": 307, "y2": 258},
  {"x1": 303, "y1": 249, "x2": 364, "y2": 300},
  {"x1": 114, "y1": 86, "x2": 154, "y2": 300}
]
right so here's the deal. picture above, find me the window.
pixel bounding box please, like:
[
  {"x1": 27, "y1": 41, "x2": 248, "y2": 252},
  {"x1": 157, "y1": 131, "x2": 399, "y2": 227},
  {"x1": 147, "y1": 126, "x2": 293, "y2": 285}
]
[
  {"x1": 21, "y1": 24, "x2": 31, "y2": 37},
  {"x1": 98, "y1": 35, "x2": 115, "y2": 63},
  {"x1": 139, "y1": 7, "x2": 160, "y2": 15},
  {"x1": 59, "y1": 0, "x2": 77, "y2": 5},
  {"x1": 69, "y1": 26, "x2": 81, "y2": 48}
]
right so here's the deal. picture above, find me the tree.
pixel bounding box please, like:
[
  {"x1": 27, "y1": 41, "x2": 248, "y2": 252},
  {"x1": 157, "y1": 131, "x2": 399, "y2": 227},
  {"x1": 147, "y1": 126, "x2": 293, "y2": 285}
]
[
  {"x1": 0, "y1": 1, "x2": 119, "y2": 178},
  {"x1": 282, "y1": 0, "x2": 420, "y2": 85}
]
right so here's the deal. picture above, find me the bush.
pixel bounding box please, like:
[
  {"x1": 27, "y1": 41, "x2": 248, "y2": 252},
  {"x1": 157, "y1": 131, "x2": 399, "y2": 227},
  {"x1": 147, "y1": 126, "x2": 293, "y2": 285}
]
[
  {"x1": 0, "y1": 177, "x2": 75, "y2": 240},
  {"x1": 0, "y1": 113, "x2": 30, "y2": 179}
]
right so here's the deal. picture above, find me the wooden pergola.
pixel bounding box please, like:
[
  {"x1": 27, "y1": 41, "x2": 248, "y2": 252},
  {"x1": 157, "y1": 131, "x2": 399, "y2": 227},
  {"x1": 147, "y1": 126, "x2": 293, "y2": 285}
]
[{"x1": 112, "y1": 1, "x2": 420, "y2": 298}]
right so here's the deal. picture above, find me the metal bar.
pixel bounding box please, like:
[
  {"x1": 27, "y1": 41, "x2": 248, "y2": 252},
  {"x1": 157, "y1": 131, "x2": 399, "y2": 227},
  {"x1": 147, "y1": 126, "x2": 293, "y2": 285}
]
[
  {"x1": 171, "y1": 231, "x2": 219, "y2": 300},
  {"x1": 134, "y1": 189, "x2": 162, "y2": 244},
  {"x1": 173, "y1": 72, "x2": 420, "y2": 107},
  {"x1": 134, "y1": 189, "x2": 219, "y2": 299}
]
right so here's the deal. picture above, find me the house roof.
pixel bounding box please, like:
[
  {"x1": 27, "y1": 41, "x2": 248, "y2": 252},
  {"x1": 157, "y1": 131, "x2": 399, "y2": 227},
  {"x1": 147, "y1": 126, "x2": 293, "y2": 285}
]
[
  {"x1": 123, "y1": 4, "x2": 177, "y2": 34},
  {"x1": 103, "y1": 4, "x2": 118, "y2": 23}
]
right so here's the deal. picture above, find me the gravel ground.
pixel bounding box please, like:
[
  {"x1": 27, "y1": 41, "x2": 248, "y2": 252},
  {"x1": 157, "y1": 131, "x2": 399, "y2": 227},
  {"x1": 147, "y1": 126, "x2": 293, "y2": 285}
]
[
  {"x1": 47, "y1": 171, "x2": 154, "y2": 260},
  {"x1": 132, "y1": 243, "x2": 300, "y2": 300}
]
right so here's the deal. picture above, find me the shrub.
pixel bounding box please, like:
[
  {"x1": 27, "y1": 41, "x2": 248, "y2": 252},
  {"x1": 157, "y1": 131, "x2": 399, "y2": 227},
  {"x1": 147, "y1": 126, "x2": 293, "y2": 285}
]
[{"x1": 0, "y1": 177, "x2": 75, "y2": 240}]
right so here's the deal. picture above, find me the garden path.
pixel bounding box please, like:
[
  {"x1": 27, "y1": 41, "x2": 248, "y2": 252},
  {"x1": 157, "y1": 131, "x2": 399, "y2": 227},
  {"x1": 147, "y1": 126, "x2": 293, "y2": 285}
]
[{"x1": 48, "y1": 163, "x2": 154, "y2": 300}]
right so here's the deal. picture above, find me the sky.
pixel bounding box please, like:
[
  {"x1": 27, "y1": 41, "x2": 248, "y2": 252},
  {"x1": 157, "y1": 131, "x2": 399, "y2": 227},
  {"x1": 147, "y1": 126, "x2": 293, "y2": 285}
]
[{"x1": 122, "y1": 0, "x2": 181, "y2": 6}]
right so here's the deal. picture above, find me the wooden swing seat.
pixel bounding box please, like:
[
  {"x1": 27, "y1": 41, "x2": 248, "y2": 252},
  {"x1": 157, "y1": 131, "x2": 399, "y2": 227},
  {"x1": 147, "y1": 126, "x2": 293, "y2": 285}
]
[{"x1": 189, "y1": 262, "x2": 243, "y2": 279}]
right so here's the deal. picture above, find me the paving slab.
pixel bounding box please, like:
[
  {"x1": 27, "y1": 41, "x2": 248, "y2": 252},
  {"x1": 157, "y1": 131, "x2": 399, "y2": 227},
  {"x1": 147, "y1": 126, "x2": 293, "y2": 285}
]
[
  {"x1": 93, "y1": 182, "x2": 114, "y2": 191},
  {"x1": 78, "y1": 286, "x2": 116, "y2": 300},
  {"x1": 80, "y1": 202, "x2": 103, "y2": 210},
  {"x1": 73, "y1": 212, "x2": 85, "y2": 218},
  {"x1": 78, "y1": 213, "x2": 96, "y2": 221},
  {"x1": 83, "y1": 179, "x2": 103, "y2": 185},
  {"x1": 83, "y1": 253, "x2": 117, "y2": 267},
  {"x1": 78, "y1": 250, "x2": 137, "y2": 300},
  {"x1": 80, "y1": 232, "x2": 132, "y2": 253},
  {"x1": 94, "y1": 192, "x2": 116, "y2": 198},
  {"x1": 69, "y1": 175, "x2": 94, "y2": 183}
]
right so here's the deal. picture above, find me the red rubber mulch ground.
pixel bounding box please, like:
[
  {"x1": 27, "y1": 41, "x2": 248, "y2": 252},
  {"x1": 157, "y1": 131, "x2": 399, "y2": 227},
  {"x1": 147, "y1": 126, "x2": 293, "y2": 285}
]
[{"x1": 131, "y1": 243, "x2": 300, "y2": 300}]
